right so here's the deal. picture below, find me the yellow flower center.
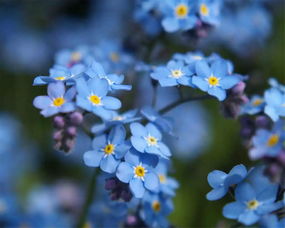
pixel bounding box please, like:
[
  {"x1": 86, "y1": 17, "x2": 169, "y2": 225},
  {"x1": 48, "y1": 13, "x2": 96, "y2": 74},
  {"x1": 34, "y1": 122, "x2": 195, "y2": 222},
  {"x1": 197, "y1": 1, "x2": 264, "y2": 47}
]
[
  {"x1": 207, "y1": 75, "x2": 220, "y2": 86},
  {"x1": 159, "y1": 174, "x2": 167, "y2": 183},
  {"x1": 267, "y1": 134, "x2": 279, "y2": 147},
  {"x1": 110, "y1": 52, "x2": 120, "y2": 62},
  {"x1": 53, "y1": 97, "x2": 65, "y2": 107},
  {"x1": 54, "y1": 76, "x2": 66, "y2": 81},
  {"x1": 89, "y1": 95, "x2": 101, "y2": 105},
  {"x1": 247, "y1": 200, "x2": 259, "y2": 210},
  {"x1": 192, "y1": 55, "x2": 203, "y2": 60},
  {"x1": 152, "y1": 201, "x2": 161, "y2": 212},
  {"x1": 171, "y1": 70, "x2": 183, "y2": 78},
  {"x1": 71, "y1": 52, "x2": 81, "y2": 62},
  {"x1": 146, "y1": 136, "x2": 158, "y2": 146},
  {"x1": 113, "y1": 115, "x2": 124, "y2": 121},
  {"x1": 134, "y1": 165, "x2": 146, "y2": 178},
  {"x1": 175, "y1": 4, "x2": 189, "y2": 18},
  {"x1": 252, "y1": 99, "x2": 263, "y2": 106},
  {"x1": 103, "y1": 144, "x2": 115, "y2": 155},
  {"x1": 200, "y1": 4, "x2": 209, "y2": 16}
]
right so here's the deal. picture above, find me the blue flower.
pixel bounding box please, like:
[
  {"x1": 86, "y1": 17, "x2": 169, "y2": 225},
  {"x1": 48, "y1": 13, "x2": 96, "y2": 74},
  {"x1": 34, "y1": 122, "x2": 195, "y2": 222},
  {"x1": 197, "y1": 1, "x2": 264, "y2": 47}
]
[
  {"x1": 192, "y1": 59, "x2": 241, "y2": 101},
  {"x1": 249, "y1": 121, "x2": 285, "y2": 160},
  {"x1": 76, "y1": 77, "x2": 121, "y2": 120},
  {"x1": 198, "y1": 0, "x2": 221, "y2": 26},
  {"x1": 141, "y1": 106, "x2": 174, "y2": 134},
  {"x1": 155, "y1": 158, "x2": 179, "y2": 196},
  {"x1": 151, "y1": 60, "x2": 193, "y2": 87},
  {"x1": 83, "y1": 125, "x2": 130, "y2": 173},
  {"x1": 91, "y1": 109, "x2": 140, "y2": 135},
  {"x1": 140, "y1": 191, "x2": 173, "y2": 228},
  {"x1": 116, "y1": 149, "x2": 159, "y2": 198},
  {"x1": 130, "y1": 122, "x2": 171, "y2": 158},
  {"x1": 33, "y1": 82, "x2": 76, "y2": 117},
  {"x1": 161, "y1": 0, "x2": 197, "y2": 32},
  {"x1": 264, "y1": 88, "x2": 285, "y2": 121},
  {"x1": 223, "y1": 182, "x2": 283, "y2": 226},
  {"x1": 173, "y1": 51, "x2": 205, "y2": 66},
  {"x1": 33, "y1": 64, "x2": 85, "y2": 86},
  {"x1": 206, "y1": 164, "x2": 247, "y2": 201},
  {"x1": 240, "y1": 95, "x2": 265, "y2": 115},
  {"x1": 259, "y1": 214, "x2": 285, "y2": 228},
  {"x1": 268, "y1": 78, "x2": 285, "y2": 93},
  {"x1": 86, "y1": 62, "x2": 132, "y2": 91},
  {"x1": 55, "y1": 46, "x2": 94, "y2": 68}
]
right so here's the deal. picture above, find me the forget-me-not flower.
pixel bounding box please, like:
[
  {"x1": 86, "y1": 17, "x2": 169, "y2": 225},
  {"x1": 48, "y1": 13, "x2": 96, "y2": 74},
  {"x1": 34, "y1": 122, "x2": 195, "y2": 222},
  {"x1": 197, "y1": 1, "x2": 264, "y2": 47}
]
[
  {"x1": 264, "y1": 88, "x2": 285, "y2": 122},
  {"x1": 116, "y1": 149, "x2": 159, "y2": 198},
  {"x1": 198, "y1": 0, "x2": 221, "y2": 26},
  {"x1": 83, "y1": 125, "x2": 130, "y2": 173},
  {"x1": 151, "y1": 60, "x2": 193, "y2": 87},
  {"x1": 206, "y1": 164, "x2": 247, "y2": 201},
  {"x1": 192, "y1": 59, "x2": 241, "y2": 101},
  {"x1": 223, "y1": 182, "x2": 283, "y2": 226},
  {"x1": 161, "y1": 0, "x2": 197, "y2": 32},
  {"x1": 130, "y1": 122, "x2": 171, "y2": 158},
  {"x1": 86, "y1": 62, "x2": 132, "y2": 91},
  {"x1": 249, "y1": 121, "x2": 285, "y2": 160},
  {"x1": 76, "y1": 77, "x2": 121, "y2": 120},
  {"x1": 33, "y1": 82, "x2": 76, "y2": 117}
]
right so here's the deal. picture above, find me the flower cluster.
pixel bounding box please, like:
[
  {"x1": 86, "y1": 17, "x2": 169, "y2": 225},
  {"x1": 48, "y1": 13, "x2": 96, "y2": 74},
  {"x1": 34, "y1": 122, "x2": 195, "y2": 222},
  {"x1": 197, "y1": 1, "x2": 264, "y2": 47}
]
[
  {"x1": 151, "y1": 52, "x2": 242, "y2": 101},
  {"x1": 135, "y1": 0, "x2": 222, "y2": 34},
  {"x1": 207, "y1": 165, "x2": 284, "y2": 226}
]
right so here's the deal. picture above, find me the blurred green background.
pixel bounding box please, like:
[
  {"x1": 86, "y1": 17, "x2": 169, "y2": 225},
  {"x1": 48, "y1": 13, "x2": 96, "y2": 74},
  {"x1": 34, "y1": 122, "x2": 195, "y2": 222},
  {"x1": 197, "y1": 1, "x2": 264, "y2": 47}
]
[{"x1": 0, "y1": 0, "x2": 284, "y2": 227}]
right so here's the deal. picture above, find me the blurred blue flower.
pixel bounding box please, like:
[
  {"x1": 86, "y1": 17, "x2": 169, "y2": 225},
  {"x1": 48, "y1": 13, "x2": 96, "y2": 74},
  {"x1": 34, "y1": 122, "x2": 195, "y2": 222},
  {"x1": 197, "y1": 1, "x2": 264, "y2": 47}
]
[
  {"x1": 76, "y1": 77, "x2": 121, "y2": 120},
  {"x1": 264, "y1": 88, "x2": 285, "y2": 122},
  {"x1": 223, "y1": 182, "x2": 282, "y2": 226},
  {"x1": 130, "y1": 122, "x2": 171, "y2": 158},
  {"x1": 198, "y1": 0, "x2": 221, "y2": 26},
  {"x1": 155, "y1": 159, "x2": 179, "y2": 196},
  {"x1": 140, "y1": 191, "x2": 173, "y2": 228},
  {"x1": 206, "y1": 164, "x2": 247, "y2": 201},
  {"x1": 83, "y1": 125, "x2": 130, "y2": 173},
  {"x1": 116, "y1": 149, "x2": 159, "y2": 198},
  {"x1": 240, "y1": 95, "x2": 265, "y2": 115},
  {"x1": 33, "y1": 82, "x2": 76, "y2": 117},
  {"x1": 249, "y1": 121, "x2": 285, "y2": 160},
  {"x1": 259, "y1": 214, "x2": 285, "y2": 228},
  {"x1": 192, "y1": 59, "x2": 240, "y2": 101},
  {"x1": 161, "y1": 0, "x2": 197, "y2": 32},
  {"x1": 151, "y1": 60, "x2": 193, "y2": 87}
]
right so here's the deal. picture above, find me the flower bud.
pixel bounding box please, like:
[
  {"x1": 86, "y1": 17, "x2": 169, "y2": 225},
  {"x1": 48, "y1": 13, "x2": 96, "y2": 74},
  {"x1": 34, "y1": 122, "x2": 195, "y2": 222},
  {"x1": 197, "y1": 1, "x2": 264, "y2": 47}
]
[
  {"x1": 69, "y1": 112, "x2": 83, "y2": 126},
  {"x1": 53, "y1": 116, "x2": 65, "y2": 128}
]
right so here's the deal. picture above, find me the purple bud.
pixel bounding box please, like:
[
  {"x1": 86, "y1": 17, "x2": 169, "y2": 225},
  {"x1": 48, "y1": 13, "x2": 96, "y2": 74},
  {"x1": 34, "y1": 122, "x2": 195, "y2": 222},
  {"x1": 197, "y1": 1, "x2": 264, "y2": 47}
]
[
  {"x1": 266, "y1": 163, "x2": 281, "y2": 177},
  {"x1": 277, "y1": 151, "x2": 285, "y2": 165},
  {"x1": 110, "y1": 192, "x2": 119, "y2": 201},
  {"x1": 240, "y1": 127, "x2": 253, "y2": 138},
  {"x1": 126, "y1": 215, "x2": 137, "y2": 226},
  {"x1": 255, "y1": 116, "x2": 271, "y2": 129},
  {"x1": 63, "y1": 139, "x2": 75, "y2": 153},
  {"x1": 105, "y1": 178, "x2": 118, "y2": 190},
  {"x1": 53, "y1": 130, "x2": 63, "y2": 141},
  {"x1": 121, "y1": 190, "x2": 132, "y2": 202},
  {"x1": 66, "y1": 126, "x2": 77, "y2": 137},
  {"x1": 53, "y1": 116, "x2": 65, "y2": 128},
  {"x1": 231, "y1": 81, "x2": 246, "y2": 95},
  {"x1": 69, "y1": 112, "x2": 83, "y2": 126}
]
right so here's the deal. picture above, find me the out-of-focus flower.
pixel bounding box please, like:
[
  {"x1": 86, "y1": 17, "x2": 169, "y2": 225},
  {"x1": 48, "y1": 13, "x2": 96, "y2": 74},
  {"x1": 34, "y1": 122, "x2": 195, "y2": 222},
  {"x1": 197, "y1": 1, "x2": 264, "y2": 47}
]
[{"x1": 264, "y1": 88, "x2": 285, "y2": 122}]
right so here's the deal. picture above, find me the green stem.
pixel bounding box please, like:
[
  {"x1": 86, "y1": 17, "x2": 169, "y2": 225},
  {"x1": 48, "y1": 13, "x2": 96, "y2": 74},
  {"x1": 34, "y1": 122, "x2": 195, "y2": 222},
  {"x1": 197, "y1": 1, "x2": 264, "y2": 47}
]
[
  {"x1": 77, "y1": 168, "x2": 98, "y2": 228},
  {"x1": 159, "y1": 94, "x2": 212, "y2": 114}
]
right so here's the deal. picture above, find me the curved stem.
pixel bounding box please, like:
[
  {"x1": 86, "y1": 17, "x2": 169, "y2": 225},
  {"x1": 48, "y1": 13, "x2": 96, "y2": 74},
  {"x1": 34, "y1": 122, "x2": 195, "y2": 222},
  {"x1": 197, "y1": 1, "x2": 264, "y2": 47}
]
[
  {"x1": 77, "y1": 168, "x2": 98, "y2": 228},
  {"x1": 159, "y1": 94, "x2": 212, "y2": 114}
]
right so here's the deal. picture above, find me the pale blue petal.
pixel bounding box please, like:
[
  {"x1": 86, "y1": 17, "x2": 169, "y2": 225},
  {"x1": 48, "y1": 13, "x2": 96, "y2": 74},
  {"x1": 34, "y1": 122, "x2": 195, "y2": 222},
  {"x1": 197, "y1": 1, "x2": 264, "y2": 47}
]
[
  {"x1": 116, "y1": 162, "x2": 133, "y2": 183},
  {"x1": 83, "y1": 150, "x2": 104, "y2": 167},
  {"x1": 223, "y1": 202, "x2": 245, "y2": 219},
  {"x1": 100, "y1": 155, "x2": 119, "y2": 173},
  {"x1": 131, "y1": 136, "x2": 147, "y2": 152},
  {"x1": 130, "y1": 178, "x2": 145, "y2": 198},
  {"x1": 144, "y1": 173, "x2": 159, "y2": 192},
  {"x1": 102, "y1": 96, "x2": 121, "y2": 110},
  {"x1": 192, "y1": 76, "x2": 208, "y2": 91}
]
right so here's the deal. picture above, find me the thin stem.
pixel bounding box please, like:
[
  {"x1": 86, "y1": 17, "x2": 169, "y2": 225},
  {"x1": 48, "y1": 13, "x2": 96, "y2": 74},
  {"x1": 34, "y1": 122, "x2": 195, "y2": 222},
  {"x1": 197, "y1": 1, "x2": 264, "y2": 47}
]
[
  {"x1": 77, "y1": 168, "x2": 98, "y2": 228},
  {"x1": 159, "y1": 94, "x2": 212, "y2": 114}
]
